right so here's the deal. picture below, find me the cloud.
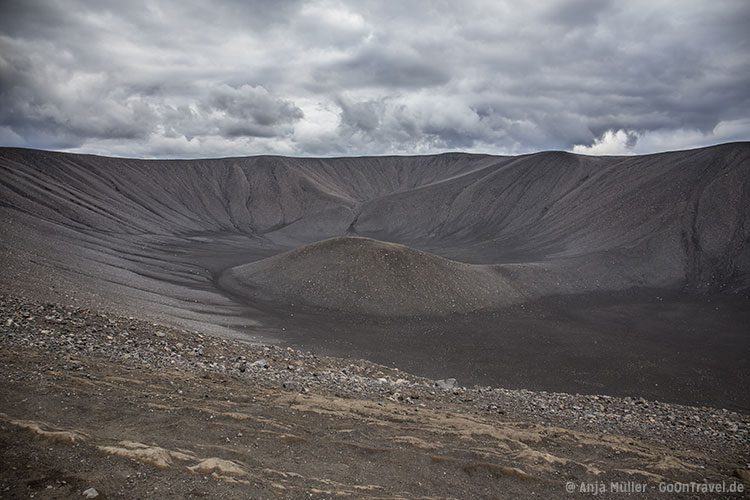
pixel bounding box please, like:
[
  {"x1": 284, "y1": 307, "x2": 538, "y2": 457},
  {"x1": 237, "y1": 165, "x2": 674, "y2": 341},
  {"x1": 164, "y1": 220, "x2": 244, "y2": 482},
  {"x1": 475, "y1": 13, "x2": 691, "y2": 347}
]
[
  {"x1": 573, "y1": 119, "x2": 750, "y2": 155},
  {"x1": 203, "y1": 84, "x2": 304, "y2": 138},
  {"x1": 573, "y1": 130, "x2": 637, "y2": 155},
  {"x1": 315, "y1": 40, "x2": 452, "y2": 90},
  {"x1": 0, "y1": 0, "x2": 747, "y2": 157}
]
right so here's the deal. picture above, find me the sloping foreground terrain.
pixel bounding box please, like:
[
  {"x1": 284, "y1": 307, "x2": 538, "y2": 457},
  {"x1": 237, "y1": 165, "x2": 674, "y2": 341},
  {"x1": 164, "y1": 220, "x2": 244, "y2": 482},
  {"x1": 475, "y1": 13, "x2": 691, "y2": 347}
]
[
  {"x1": 0, "y1": 144, "x2": 749, "y2": 409},
  {"x1": 1, "y1": 295, "x2": 748, "y2": 499}
]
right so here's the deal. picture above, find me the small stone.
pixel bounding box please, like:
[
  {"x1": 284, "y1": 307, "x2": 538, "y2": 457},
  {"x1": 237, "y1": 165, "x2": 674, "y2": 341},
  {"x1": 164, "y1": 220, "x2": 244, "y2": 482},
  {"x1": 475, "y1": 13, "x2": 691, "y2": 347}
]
[
  {"x1": 155, "y1": 331, "x2": 166, "y2": 338},
  {"x1": 82, "y1": 487, "x2": 99, "y2": 498}
]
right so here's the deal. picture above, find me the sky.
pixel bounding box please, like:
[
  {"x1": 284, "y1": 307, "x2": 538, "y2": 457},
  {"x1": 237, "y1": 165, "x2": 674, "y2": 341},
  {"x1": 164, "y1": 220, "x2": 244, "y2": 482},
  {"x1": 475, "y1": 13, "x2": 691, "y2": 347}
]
[{"x1": 0, "y1": 0, "x2": 748, "y2": 158}]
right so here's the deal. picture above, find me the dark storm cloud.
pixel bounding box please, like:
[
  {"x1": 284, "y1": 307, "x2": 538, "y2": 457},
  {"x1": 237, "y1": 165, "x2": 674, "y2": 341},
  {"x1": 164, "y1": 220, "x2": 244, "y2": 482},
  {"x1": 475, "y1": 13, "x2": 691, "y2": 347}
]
[
  {"x1": 0, "y1": 0, "x2": 748, "y2": 157},
  {"x1": 208, "y1": 85, "x2": 303, "y2": 127},
  {"x1": 543, "y1": 0, "x2": 615, "y2": 26},
  {"x1": 316, "y1": 42, "x2": 452, "y2": 89}
]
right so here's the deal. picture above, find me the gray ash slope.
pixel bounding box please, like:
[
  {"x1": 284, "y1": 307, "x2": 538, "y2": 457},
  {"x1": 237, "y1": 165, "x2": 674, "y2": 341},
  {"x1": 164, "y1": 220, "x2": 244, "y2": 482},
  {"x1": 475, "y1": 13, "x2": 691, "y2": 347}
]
[{"x1": 1, "y1": 143, "x2": 749, "y2": 408}]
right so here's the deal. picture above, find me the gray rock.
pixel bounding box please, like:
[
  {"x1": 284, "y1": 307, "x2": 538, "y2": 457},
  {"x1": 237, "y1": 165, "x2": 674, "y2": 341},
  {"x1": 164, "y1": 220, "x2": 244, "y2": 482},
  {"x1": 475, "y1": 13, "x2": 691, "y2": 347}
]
[
  {"x1": 435, "y1": 378, "x2": 457, "y2": 390},
  {"x1": 282, "y1": 380, "x2": 305, "y2": 392},
  {"x1": 82, "y1": 487, "x2": 99, "y2": 498},
  {"x1": 250, "y1": 358, "x2": 269, "y2": 368}
]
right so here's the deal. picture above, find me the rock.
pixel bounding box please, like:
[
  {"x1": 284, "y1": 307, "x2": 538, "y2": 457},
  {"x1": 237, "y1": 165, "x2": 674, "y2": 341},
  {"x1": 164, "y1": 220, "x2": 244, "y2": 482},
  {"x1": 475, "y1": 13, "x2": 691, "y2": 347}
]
[
  {"x1": 282, "y1": 380, "x2": 305, "y2": 393},
  {"x1": 82, "y1": 487, "x2": 99, "y2": 498},
  {"x1": 250, "y1": 358, "x2": 269, "y2": 368},
  {"x1": 435, "y1": 378, "x2": 457, "y2": 390},
  {"x1": 155, "y1": 331, "x2": 166, "y2": 338}
]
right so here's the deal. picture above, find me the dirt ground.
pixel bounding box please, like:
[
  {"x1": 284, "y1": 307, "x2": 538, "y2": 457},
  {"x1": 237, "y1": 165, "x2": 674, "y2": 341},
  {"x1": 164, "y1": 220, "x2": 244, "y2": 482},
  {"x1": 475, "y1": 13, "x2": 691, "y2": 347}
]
[{"x1": 1, "y1": 323, "x2": 748, "y2": 499}]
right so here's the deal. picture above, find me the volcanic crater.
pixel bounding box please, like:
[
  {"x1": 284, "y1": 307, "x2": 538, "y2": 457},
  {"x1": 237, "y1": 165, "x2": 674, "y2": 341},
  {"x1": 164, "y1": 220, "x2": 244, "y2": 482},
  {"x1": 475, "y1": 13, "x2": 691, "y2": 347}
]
[{"x1": 1, "y1": 143, "x2": 749, "y2": 408}]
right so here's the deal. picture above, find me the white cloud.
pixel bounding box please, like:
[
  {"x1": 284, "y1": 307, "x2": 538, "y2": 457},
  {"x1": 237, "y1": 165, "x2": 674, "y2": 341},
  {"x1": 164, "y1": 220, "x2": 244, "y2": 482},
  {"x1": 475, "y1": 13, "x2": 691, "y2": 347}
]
[
  {"x1": 573, "y1": 130, "x2": 634, "y2": 155},
  {"x1": 573, "y1": 119, "x2": 750, "y2": 156}
]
